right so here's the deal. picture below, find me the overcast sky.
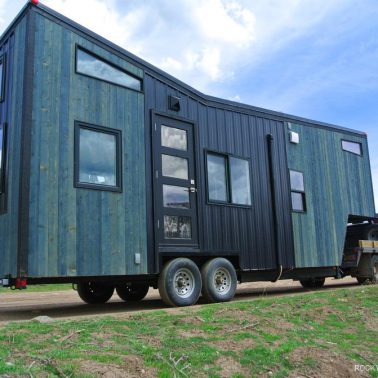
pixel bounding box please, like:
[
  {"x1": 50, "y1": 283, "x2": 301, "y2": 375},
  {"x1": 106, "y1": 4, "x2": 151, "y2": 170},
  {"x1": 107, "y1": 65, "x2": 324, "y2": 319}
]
[{"x1": 1, "y1": 0, "x2": 377, "y2": 211}]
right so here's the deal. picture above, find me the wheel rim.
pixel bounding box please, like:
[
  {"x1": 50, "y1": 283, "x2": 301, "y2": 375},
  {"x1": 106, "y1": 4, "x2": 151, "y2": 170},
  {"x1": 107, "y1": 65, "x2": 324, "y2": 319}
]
[
  {"x1": 213, "y1": 267, "x2": 232, "y2": 295},
  {"x1": 174, "y1": 268, "x2": 195, "y2": 298}
]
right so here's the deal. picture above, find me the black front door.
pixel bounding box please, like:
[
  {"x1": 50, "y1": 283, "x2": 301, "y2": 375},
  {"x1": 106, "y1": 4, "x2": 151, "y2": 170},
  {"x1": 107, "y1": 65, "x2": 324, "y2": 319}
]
[{"x1": 152, "y1": 115, "x2": 199, "y2": 250}]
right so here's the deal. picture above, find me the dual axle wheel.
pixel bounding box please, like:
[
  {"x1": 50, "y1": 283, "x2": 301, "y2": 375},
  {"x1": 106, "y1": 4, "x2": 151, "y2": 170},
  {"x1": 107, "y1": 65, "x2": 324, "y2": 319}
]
[
  {"x1": 77, "y1": 281, "x2": 149, "y2": 304},
  {"x1": 76, "y1": 257, "x2": 238, "y2": 307},
  {"x1": 158, "y1": 257, "x2": 237, "y2": 307}
]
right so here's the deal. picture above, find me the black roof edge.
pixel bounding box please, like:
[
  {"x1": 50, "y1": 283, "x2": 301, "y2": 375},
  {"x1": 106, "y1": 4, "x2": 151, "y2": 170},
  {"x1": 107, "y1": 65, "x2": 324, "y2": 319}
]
[
  {"x1": 0, "y1": 2, "x2": 32, "y2": 43},
  {"x1": 5, "y1": 1, "x2": 367, "y2": 137}
]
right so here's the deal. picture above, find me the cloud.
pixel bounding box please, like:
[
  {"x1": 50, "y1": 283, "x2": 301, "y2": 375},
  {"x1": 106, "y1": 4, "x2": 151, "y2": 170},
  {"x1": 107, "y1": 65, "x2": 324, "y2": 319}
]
[{"x1": 38, "y1": 0, "x2": 256, "y2": 91}]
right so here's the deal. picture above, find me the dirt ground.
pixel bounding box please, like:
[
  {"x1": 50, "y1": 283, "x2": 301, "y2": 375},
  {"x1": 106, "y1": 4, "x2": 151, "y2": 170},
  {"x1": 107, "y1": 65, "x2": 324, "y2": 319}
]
[{"x1": 0, "y1": 277, "x2": 358, "y2": 324}]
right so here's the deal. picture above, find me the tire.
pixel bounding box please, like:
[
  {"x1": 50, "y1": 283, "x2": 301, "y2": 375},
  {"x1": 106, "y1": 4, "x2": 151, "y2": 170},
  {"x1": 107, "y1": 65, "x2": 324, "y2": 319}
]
[
  {"x1": 116, "y1": 283, "x2": 149, "y2": 302},
  {"x1": 356, "y1": 277, "x2": 369, "y2": 285},
  {"x1": 77, "y1": 281, "x2": 114, "y2": 304},
  {"x1": 158, "y1": 258, "x2": 202, "y2": 307},
  {"x1": 356, "y1": 256, "x2": 378, "y2": 284},
  {"x1": 201, "y1": 258, "x2": 237, "y2": 303},
  {"x1": 300, "y1": 277, "x2": 325, "y2": 289},
  {"x1": 363, "y1": 225, "x2": 378, "y2": 241},
  {"x1": 347, "y1": 224, "x2": 378, "y2": 241}
]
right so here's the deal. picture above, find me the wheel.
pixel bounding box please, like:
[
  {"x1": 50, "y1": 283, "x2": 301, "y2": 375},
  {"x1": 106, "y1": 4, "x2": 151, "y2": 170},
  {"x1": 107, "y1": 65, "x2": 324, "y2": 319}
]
[
  {"x1": 356, "y1": 256, "x2": 378, "y2": 284},
  {"x1": 77, "y1": 281, "x2": 114, "y2": 304},
  {"x1": 116, "y1": 283, "x2": 149, "y2": 301},
  {"x1": 356, "y1": 277, "x2": 369, "y2": 285},
  {"x1": 363, "y1": 225, "x2": 378, "y2": 241},
  {"x1": 158, "y1": 258, "x2": 202, "y2": 307},
  {"x1": 201, "y1": 258, "x2": 237, "y2": 303},
  {"x1": 372, "y1": 260, "x2": 378, "y2": 283},
  {"x1": 347, "y1": 224, "x2": 378, "y2": 241},
  {"x1": 300, "y1": 277, "x2": 325, "y2": 289}
]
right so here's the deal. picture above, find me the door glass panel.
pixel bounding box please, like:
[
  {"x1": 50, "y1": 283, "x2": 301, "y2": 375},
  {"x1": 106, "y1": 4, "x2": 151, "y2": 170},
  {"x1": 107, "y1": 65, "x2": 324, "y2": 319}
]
[
  {"x1": 162, "y1": 154, "x2": 188, "y2": 180},
  {"x1": 161, "y1": 125, "x2": 187, "y2": 151},
  {"x1": 164, "y1": 215, "x2": 192, "y2": 239},
  {"x1": 207, "y1": 154, "x2": 227, "y2": 202},
  {"x1": 163, "y1": 185, "x2": 190, "y2": 209}
]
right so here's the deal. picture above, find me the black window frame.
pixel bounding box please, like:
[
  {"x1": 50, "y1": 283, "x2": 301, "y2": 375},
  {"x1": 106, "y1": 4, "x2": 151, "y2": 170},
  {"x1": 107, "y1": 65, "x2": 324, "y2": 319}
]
[
  {"x1": 0, "y1": 53, "x2": 6, "y2": 103},
  {"x1": 289, "y1": 169, "x2": 306, "y2": 213},
  {"x1": 341, "y1": 139, "x2": 362, "y2": 156},
  {"x1": 74, "y1": 121, "x2": 122, "y2": 192},
  {"x1": 75, "y1": 45, "x2": 143, "y2": 93},
  {"x1": 205, "y1": 150, "x2": 252, "y2": 208},
  {"x1": 0, "y1": 123, "x2": 7, "y2": 195}
]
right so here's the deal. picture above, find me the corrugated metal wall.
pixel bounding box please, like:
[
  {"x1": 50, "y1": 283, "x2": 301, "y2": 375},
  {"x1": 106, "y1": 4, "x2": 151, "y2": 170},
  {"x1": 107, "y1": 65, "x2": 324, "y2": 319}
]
[
  {"x1": 0, "y1": 19, "x2": 27, "y2": 278},
  {"x1": 286, "y1": 122, "x2": 375, "y2": 267},
  {"x1": 26, "y1": 14, "x2": 147, "y2": 277},
  {"x1": 145, "y1": 76, "x2": 295, "y2": 270}
]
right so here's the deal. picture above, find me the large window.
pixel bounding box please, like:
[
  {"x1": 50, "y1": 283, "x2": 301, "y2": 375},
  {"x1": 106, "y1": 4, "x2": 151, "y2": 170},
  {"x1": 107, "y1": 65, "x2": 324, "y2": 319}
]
[
  {"x1": 0, "y1": 54, "x2": 5, "y2": 102},
  {"x1": 74, "y1": 122, "x2": 122, "y2": 192},
  {"x1": 0, "y1": 124, "x2": 6, "y2": 194},
  {"x1": 290, "y1": 170, "x2": 306, "y2": 212},
  {"x1": 341, "y1": 140, "x2": 362, "y2": 156},
  {"x1": 76, "y1": 47, "x2": 142, "y2": 91},
  {"x1": 207, "y1": 152, "x2": 251, "y2": 206}
]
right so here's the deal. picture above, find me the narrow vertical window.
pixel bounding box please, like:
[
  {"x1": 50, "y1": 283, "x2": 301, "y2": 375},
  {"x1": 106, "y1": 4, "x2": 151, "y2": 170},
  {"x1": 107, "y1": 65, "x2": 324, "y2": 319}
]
[
  {"x1": 230, "y1": 157, "x2": 251, "y2": 205},
  {"x1": 207, "y1": 153, "x2": 227, "y2": 202},
  {"x1": 0, "y1": 54, "x2": 5, "y2": 102},
  {"x1": 290, "y1": 170, "x2": 306, "y2": 212},
  {"x1": 0, "y1": 124, "x2": 6, "y2": 194},
  {"x1": 74, "y1": 122, "x2": 122, "y2": 192}
]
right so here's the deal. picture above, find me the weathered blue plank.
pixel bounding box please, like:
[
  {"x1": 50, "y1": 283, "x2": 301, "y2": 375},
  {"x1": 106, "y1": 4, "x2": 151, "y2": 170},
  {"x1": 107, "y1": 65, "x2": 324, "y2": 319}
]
[
  {"x1": 27, "y1": 14, "x2": 147, "y2": 277},
  {"x1": 286, "y1": 122, "x2": 375, "y2": 268},
  {"x1": 0, "y1": 18, "x2": 27, "y2": 278}
]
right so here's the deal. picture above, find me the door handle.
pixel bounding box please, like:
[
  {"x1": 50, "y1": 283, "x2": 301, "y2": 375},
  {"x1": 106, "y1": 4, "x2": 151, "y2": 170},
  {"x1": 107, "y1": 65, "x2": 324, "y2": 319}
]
[{"x1": 189, "y1": 187, "x2": 197, "y2": 193}]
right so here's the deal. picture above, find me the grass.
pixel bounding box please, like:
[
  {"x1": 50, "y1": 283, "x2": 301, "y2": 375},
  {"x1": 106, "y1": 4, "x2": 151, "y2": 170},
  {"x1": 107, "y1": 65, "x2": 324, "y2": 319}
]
[
  {"x1": 0, "y1": 285, "x2": 377, "y2": 377},
  {"x1": 0, "y1": 284, "x2": 72, "y2": 293}
]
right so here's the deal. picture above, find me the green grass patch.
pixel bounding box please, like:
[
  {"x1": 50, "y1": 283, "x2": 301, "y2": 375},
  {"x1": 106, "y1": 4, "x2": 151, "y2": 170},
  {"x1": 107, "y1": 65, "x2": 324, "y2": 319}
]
[
  {"x1": 0, "y1": 284, "x2": 72, "y2": 293},
  {"x1": 0, "y1": 285, "x2": 377, "y2": 377}
]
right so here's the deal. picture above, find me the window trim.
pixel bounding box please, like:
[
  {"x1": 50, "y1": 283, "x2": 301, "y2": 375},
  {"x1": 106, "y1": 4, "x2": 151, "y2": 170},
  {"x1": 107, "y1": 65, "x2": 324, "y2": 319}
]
[
  {"x1": 0, "y1": 123, "x2": 7, "y2": 195},
  {"x1": 205, "y1": 150, "x2": 252, "y2": 208},
  {"x1": 341, "y1": 139, "x2": 362, "y2": 156},
  {"x1": 75, "y1": 45, "x2": 143, "y2": 93},
  {"x1": 0, "y1": 54, "x2": 6, "y2": 103},
  {"x1": 74, "y1": 121, "x2": 122, "y2": 192},
  {"x1": 289, "y1": 169, "x2": 306, "y2": 213}
]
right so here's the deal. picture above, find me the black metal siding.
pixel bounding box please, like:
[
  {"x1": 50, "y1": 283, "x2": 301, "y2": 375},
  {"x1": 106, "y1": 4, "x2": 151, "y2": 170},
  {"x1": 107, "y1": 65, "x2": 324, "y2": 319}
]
[{"x1": 145, "y1": 75, "x2": 295, "y2": 271}]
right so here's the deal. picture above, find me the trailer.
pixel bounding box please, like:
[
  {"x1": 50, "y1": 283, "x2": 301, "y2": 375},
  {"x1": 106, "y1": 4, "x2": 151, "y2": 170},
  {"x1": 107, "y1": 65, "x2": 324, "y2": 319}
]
[{"x1": 0, "y1": 1, "x2": 377, "y2": 306}]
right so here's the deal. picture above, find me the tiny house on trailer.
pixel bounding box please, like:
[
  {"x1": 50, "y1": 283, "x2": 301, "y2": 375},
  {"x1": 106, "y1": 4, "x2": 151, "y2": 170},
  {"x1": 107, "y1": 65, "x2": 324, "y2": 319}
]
[{"x1": 0, "y1": 1, "x2": 377, "y2": 306}]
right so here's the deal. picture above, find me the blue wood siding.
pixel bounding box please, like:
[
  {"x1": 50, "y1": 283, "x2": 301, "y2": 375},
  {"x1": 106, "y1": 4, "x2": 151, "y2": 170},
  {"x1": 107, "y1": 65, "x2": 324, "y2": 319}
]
[
  {"x1": 286, "y1": 122, "x2": 375, "y2": 268},
  {"x1": 0, "y1": 19, "x2": 27, "y2": 277},
  {"x1": 27, "y1": 14, "x2": 147, "y2": 277}
]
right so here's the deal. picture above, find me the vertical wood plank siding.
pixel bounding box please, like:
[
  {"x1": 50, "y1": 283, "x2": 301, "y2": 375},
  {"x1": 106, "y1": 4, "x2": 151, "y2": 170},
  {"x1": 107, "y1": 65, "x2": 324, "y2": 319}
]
[
  {"x1": 145, "y1": 75, "x2": 295, "y2": 271},
  {"x1": 286, "y1": 123, "x2": 375, "y2": 267},
  {"x1": 0, "y1": 19, "x2": 27, "y2": 277},
  {"x1": 27, "y1": 14, "x2": 147, "y2": 277}
]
